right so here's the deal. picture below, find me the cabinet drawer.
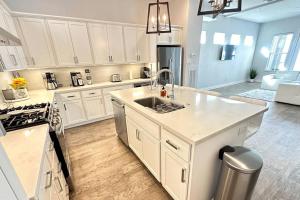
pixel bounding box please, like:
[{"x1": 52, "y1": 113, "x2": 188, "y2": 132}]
[
  {"x1": 125, "y1": 106, "x2": 160, "y2": 139},
  {"x1": 102, "y1": 84, "x2": 133, "y2": 95},
  {"x1": 60, "y1": 92, "x2": 81, "y2": 101},
  {"x1": 81, "y1": 89, "x2": 102, "y2": 98},
  {"x1": 161, "y1": 129, "x2": 191, "y2": 162}
]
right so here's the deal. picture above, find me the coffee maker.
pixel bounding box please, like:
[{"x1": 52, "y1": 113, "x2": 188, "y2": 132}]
[
  {"x1": 70, "y1": 72, "x2": 84, "y2": 87},
  {"x1": 140, "y1": 67, "x2": 151, "y2": 79},
  {"x1": 42, "y1": 72, "x2": 58, "y2": 90}
]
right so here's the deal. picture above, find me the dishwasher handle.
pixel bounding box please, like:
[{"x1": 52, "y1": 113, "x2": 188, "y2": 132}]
[{"x1": 111, "y1": 98, "x2": 124, "y2": 108}]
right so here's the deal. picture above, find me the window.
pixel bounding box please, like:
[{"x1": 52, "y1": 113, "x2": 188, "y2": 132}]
[
  {"x1": 230, "y1": 34, "x2": 241, "y2": 45},
  {"x1": 293, "y1": 49, "x2": 300, "y2": 71},
  {"x1": 265, "y1": 33, "x2": 294, "y2": 71},
  {"x1": 244, "y1": 36, "x2": 254, "y2": 46},
  {"x1": 200, "y1": 31, "x2": 207, "y2": 44},
  {"x1": 213, "y1": 32, "x2": 225, "y2": 45}
]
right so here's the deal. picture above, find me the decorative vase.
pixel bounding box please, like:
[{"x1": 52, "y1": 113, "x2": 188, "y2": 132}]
[{"x1": 14, "y1": 88, "x2": 29, "y2": 99}]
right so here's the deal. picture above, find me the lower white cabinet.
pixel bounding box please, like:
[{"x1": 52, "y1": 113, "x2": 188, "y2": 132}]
[
  {"x1": 104, "y1": 94, "x2": 114, "y2": 116},
  {"x1": 161, "y1": 145, "x2": 189, "y2": 200},
  {"x1": 0, "y1": 168, "x2": 18, "y2": 200},
  {"x1": 63, "y1": 100, "x2": 86, "y2": 125},
  {"x1": 126, "y1": 117, "x2": 160, "y2": 181},
  {"x1": 83, "y1": 96, "x2": 106, "y2": 120}
]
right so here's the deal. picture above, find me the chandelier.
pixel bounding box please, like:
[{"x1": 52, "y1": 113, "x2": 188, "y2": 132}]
[
  {"x1": 146, "y1": 0, "x2": 171, "y2": 35},
  {"x1": 198, "y1": 0, "x2": 242, "y2": 18}
]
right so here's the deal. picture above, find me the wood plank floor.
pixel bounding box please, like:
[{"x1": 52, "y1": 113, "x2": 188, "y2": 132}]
[
  {"x1": 65, "y1": 119, "x2": 171, "y2": 200},
  {"x1": 66, "y1": 83, "x2": 300, "y2": 200}
]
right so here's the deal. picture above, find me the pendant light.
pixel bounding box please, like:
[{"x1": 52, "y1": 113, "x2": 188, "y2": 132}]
[
  {"x1": 146, "y1": 0, "x2": 171, "y2": 35},
  {"x1": 198, "y1": 0, "x2": 242, "y2": 18}
]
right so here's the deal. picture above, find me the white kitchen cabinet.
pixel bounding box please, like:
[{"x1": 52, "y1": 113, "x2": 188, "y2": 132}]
[
  {"x1": 137, "y1": 28, "x2": 149, "y2": 63},
  {"x1": 83, "y1": 96, "x2": 106, "y2": 120},
  {"x1": 3, "y1": 10, "x2": 18, "y2": 37},
  {"x1": 157, "y1": 28, "x2": 182, "y2": 45},
  {"x1": 149, "y1": 34, "x2": 157, "y2": 63},
  {"x1": 63, "y1": 100, "x2": 86, "y2": 125},
  {"x1": 18, "y1": 17, "x2": 56, "y2": 67},
  {"x1": 0, "y1": 5, "x2": 8, "y2": 31},
  {"x1": 124, "y1": 27, "x2": 149, "y2": 63},
  {"x1": 104, "y1": 94, "x2": 114, "y2": 116},
  {"x1": 107, "y1": 24, "x2": 125, "y2": 63},
  {"x1": 126, "y1": 118, "x2": 143, "y2": 159},
  {"x1": 0, "y1": 46, "x2": 14, "y2": 70},
  {"x1": 6, "y1": 46, "x2": 26, "y2": 70},
  {"x1": 161, "y1": 145, "x2": 189, "y2": 200},
  {"x1": 47, "y1": 20, "x2": 74, "y2": 66},
  {"x1": 38, "y1": 154, "x2": 52, "y2": 200},
  {"x1": 124, "y1": 26, "x2": 138, "y2": 63},
  {"x1": 0, "y1": 168, "x2": 17, "y2": 200},
  {"x1": 140, "y1": 128, "x2": 160, "y2": 181},
  {"x1": 88, "y1": 23, "x2": 110, "y2": 64},
  {"x1": 68, "y1": 22, "x2": 93, "y2": 65}
]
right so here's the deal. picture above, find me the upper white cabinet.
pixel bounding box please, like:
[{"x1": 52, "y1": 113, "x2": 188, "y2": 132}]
[
  {"x1": 88, "y1": 23, "x2": 110, "y2": 64},
  {"x1": 0, "y1": 46, "x2": 26, "y2": 71},
  {"x1": 107, "y1": 25, "x2": 125, "y2": 64},
  {"x1": 124, "y1": 26, "x2": 149, "y2": 63},
  {"x1": 3, "y1": 9, "x2": 17, "y2": 37},
  {"x1": 68, "y1": 22, "x2": 93, "y2": 65},
  {"x1": 47, "y1": 20, "x2": 75, "y2": 66},
  {"x1": 19, "y1": 18, "x2": 56, "y2": 67},
  {"x1": 0, "y1": 5, "x2": 8, "y2": 31},
  {"x1": 48, "y1": 20, "x2": 93, "y2": 66},
  {"x1": 157, "y1": 28, "x2": 182, "y2": 45}
]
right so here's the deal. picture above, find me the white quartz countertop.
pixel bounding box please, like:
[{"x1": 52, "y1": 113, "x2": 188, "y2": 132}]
[
  {"x1": 0, "y1": 78, "x2": 151, "y2": 109},
  {"x1": 0, "y1": 124, "x2": 49, "y2": 199},
  {"x1": 110, "y1": 87, "x2": 268, "y2": 144}
]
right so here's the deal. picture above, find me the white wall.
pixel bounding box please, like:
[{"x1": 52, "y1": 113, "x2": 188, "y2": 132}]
[
  {"x1": 18, "y1": 64, "x2": 142, "y2": 90},
  {"x1": 197, "y1": 16, "x2": 260, "y2": 89},
  {"x1": 252, "y1": 15, "x2": 300, "y2": 80},
  {"x1": 4, "y1": 0, "x2": 187, "y2": 27}
]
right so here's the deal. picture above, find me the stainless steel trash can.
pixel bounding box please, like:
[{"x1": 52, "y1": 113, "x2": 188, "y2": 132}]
[{"x1": 215, "y1": 146, "x2": 263, "y2": 200}]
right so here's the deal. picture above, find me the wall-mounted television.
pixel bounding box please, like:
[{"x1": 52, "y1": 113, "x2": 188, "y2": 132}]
[{"x1": 220, "y1": 45, "x2": 236, "y2": 60}]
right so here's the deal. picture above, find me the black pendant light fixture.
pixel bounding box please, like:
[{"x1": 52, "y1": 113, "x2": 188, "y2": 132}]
[
  {"x1": 198, "y1": 0, "x2": 242, "y2": 18},
  {"x1": 146, "y1": 0, "x2": 171, "y2": 35}
]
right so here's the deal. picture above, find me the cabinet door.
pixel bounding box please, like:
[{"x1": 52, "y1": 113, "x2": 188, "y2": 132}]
[
  {"x1": 0, "y1": 46, "x2": 14, "y2": 70},
  {"x1": 141, "y1": 129, "x2": 160, "y2": 181},
  {"x1": 104, "y1": 94, "x2": 114, "y2": 116},
  {"x1": 15, "y1": 46, "x2": 27, "y2": 69},
  {"x1": 6, "y1": 47, "x2": 19, "y2": 70},
  {"x1": 137, "y1": 28, "x2": 149, "y2": 63},
  {"x1": 83, "y1": 96, "x2": 106, "y2": 120},
  {"x1": 157, "y1": 33, "x2": 171, "y2": 44},
  {"x1": 0, "y1": 5, "x2": 8, "y2": 31},
  {"x1": 126, "y1": 118, "x2": 142, "y2": 159},
  {"x1": 0, "y1": 168, "x2": 18, "y2": 200},
  {"x1": 88, "y1": 23, "x2": 110, "y2": 64},
  {"x1": 161, "y1": 146, "x2": 189, "y2": 200},
  {"x1": 124, "y1": 27, "x2": 138, "y2": 63},
  {"x1": 107, "y1": 25, "x2": 125, "y2": 63},
  {"x1": 18, "y1": 18, "x2": 55, "y2": 67},
  {"x1": 48, "y1": 20, "x2": 75, "y2": 66},
  {"x1": 38, "y1": 157, "x2": 52, "y2": 200},
  {"x1": 63, "y1": 100, "x2": 86, "y2": 125},
  {"x1": 149, "y1": 34, "x2": 157, "y2": 63},
  {"x1": 68, "y1": 22, "x2": 93, "y2": 65},
  {"x1": 171, "y1": 29, "x2": 181, "y2": 45},
  {"x1": 3, "y1": 10, "x2": 18, "y2": 37}
]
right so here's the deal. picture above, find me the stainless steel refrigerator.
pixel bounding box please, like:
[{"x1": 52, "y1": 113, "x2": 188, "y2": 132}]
[{"x1": 157, "y1": 45, "x2": 183, "y2": 86}]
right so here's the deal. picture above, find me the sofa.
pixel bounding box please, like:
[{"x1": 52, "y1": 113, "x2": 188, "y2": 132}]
[
  {"x1": 261, "y1": 71, "x2": 300, "y2": 91},
  {"x1": 275, "y1": 82, "x2": 300, "y2": 105}
]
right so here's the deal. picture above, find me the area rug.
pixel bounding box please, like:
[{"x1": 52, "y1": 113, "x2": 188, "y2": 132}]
[{"x1": 238, "y1": 89, "x2": 276, "y2": 102}]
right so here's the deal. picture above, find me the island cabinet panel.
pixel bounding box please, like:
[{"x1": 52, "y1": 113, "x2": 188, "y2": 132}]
[
  {"x1": 161, "y1": 145, "x2": 189, "y2": 200},
  {"x1": 0, "y1": 168, "x2": 18, "y2": 200},
  {"x1": 126, "y1": 117, "x2": 160, "y2": 181}
]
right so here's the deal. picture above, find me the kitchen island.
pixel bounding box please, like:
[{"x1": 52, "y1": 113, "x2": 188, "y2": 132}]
[{"x1": 110, "y1": 86, "x2": 268, "y2": 200}]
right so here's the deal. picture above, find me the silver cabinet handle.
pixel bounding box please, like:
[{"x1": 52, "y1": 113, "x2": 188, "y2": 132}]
[
  {"x1": 57, "y1": 162, "x2": 61, "y2": 173},
  {"x1": 73, "y1": 56, "x2": 79, "y2": 64},
  {"x1": 63, "y1": 104, "x2": 67, "y2": 111},
  {"x1": 166, "y1": 139, "x2": 179, "y2": 150},
  {"x1": 136, "y1": 129, "x2": 141, "y2": 141},
  {"x1": 54, "y1": 177, "x2": 63, "y2": 192},
  {"x1": 45, "y1": 171, "x2": 52, "y2": 189},
  {"x1": 89, "y1": 92, "x2": 95, "y2": 95},
  {"x1": 111, "y1": 56, "x2": 113, "y2": 62},
  {"x1": 10, "y1": 55, "x2": 17, "y2": 65},
  {"x1": 31, "y1": 57, "x2": 36, "y2": 65},
  {"x1": 49, "y1": 142, "x2": 54, "y2": 152},
  {"x1": 108, "y1": 56, "x2": 111, "y2": 62},
  {"x1": 67, "y1": 95, "x2": 75, "y2": 98},
  {"x1": 137, "y1": 55, "x2": 139, "y2": 61},
  {"x1": 181, "y1": 168, "x2": 186, "y2": 183}
]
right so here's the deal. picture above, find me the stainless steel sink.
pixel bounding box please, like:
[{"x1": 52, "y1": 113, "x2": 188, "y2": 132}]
[{"x1": 134, "y1": 97, "x2": 184, "y2": 113}]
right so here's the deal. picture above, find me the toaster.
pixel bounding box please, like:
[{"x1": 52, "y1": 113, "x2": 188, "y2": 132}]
[{"x1": 111, "y1": 74, "x2": 121, "y2": 82}]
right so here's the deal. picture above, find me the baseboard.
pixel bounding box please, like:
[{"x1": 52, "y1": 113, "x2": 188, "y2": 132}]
[
  {"x1": 203, "y1": 80, "x2": 247, "y2": 90},
  {"x1": 64, "y1": 115, "x2": 114, "y2": 129}
]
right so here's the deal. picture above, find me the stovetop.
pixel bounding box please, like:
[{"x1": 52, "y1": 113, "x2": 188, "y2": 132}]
[{"x1": 0, "y1": 103, "x2": 50, "y2": 132}]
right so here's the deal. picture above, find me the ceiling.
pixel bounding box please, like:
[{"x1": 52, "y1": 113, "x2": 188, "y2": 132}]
[{"x1": 229, "y1": 0, "x2": 300, "y2": 23}]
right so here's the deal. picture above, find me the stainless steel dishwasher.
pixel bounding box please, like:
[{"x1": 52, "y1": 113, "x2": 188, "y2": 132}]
[{"x1": 111, "y1": 98, "x2": 128, "y2": 146}]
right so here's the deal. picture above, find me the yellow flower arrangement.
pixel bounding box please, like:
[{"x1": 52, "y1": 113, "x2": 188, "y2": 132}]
[{"x1": 10, "y1": 77, "x2": 27, "y2": 90}]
